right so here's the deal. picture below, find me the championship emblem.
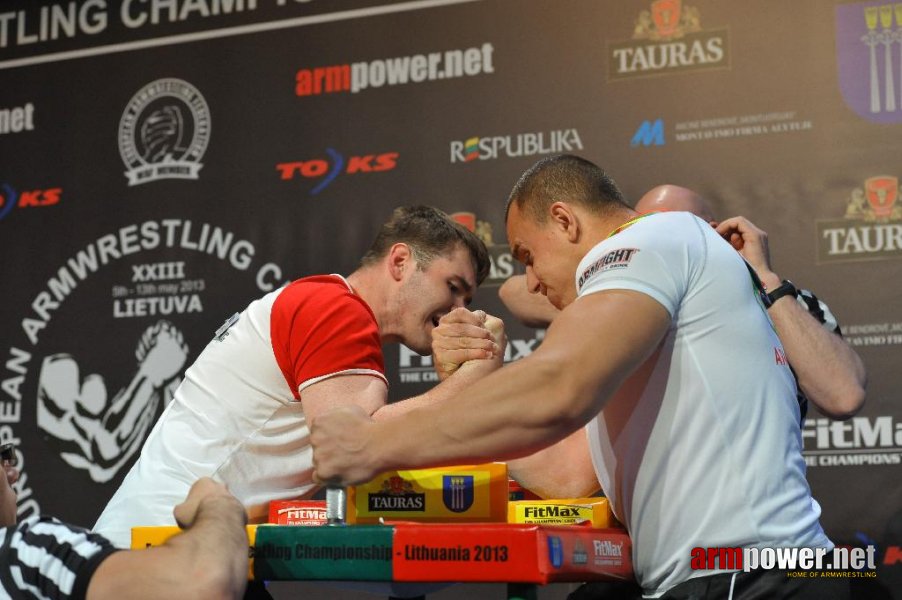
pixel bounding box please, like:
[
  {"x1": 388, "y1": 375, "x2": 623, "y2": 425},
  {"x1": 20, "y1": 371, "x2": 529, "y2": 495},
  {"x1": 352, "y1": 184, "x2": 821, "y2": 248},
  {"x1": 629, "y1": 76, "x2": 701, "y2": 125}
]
[
  {"x1": 119, "y1": 78, "x2": 211, "y2": 185},
  {"x1": 442, "y1": 474, "x2": 474, "y2": 513},
  {"x1": 835, "y1": 2, "x2": 902, "y2": 123}
]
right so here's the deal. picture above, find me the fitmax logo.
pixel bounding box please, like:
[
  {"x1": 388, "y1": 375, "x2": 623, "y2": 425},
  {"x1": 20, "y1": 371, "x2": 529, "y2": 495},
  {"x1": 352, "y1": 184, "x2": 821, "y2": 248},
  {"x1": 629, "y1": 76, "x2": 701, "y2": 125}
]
[{"x1": 631, "y1": 119, "x2": 665, "y2": 146}]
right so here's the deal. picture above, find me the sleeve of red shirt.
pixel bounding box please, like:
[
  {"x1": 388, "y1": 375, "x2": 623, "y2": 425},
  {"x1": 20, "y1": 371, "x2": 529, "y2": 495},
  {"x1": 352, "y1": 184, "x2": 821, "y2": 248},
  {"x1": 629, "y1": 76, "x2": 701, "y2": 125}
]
[{"x1": 270, "y1": 277, "x2": 386, "y2": 399}]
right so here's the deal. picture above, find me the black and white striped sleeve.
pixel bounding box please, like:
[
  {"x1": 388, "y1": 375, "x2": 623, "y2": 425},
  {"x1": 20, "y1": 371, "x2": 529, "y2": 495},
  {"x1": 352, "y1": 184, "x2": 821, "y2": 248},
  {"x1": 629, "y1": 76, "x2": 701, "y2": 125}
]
[
  {"x1": 796, "y1": 288, "x2": 841, "y2": 335},
  {"x1": 1, "y1": 516, "x2": 120, "y2": 600}
]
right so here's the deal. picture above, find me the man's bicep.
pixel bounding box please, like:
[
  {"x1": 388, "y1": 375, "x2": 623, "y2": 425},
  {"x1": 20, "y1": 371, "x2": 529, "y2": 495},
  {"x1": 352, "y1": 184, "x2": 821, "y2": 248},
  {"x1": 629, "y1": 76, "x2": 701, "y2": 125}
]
[
  {"x1": 301, "y1": 374, "x2": 388, "y2": 424},
  {"x1": 541, "y1": 290, "x2": 671, "y2": 405}
]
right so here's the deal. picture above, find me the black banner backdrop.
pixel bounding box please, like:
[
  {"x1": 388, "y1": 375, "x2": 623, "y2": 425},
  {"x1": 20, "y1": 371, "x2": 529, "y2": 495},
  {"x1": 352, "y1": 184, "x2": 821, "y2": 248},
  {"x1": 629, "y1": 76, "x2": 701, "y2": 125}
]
[{"x1": 1, "y1": 0, "x2": 900, "y2": 596}]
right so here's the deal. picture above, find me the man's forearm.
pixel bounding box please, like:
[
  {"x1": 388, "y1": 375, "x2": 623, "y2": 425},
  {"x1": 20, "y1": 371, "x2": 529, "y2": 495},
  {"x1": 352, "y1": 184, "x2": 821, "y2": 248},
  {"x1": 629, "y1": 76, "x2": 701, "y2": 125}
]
[
  {"x1": 768, "y1": 294, "x2": 866, "y2": 418},
  {"x1": 369, "y1": 352, "x2": 585, "y2": 472},
  {"x1": 372, "y1": 358, "x2": 501, "y2": 421}
]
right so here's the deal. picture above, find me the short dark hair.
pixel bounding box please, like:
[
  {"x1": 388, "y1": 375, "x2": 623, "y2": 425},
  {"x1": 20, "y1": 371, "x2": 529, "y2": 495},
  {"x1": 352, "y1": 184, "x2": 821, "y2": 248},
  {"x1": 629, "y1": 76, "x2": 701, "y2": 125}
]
[
  {"x1": 506, "y1": 154, "x2": 628, "y2": 223},
  {"x1": 361, "y1": 205, "x2": 490, "y2": 285}
]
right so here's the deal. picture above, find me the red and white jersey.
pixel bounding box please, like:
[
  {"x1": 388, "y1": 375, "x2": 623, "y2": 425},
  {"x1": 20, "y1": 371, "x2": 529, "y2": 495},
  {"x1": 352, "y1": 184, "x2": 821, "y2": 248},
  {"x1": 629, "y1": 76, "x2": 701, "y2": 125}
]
[{"x1": 94, "y1": 275, "x2": 386, "y2": 548}]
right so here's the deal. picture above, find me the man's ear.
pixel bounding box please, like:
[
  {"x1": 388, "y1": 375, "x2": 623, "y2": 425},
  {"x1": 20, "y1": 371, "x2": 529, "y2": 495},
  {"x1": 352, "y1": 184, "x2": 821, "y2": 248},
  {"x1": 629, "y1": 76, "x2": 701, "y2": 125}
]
[
  {"x1": 549, "y1": 202, "x2": 581, "y2": 242},
  {"x1": 387, "y1": 243, "x2": 413, "y2": 282}
]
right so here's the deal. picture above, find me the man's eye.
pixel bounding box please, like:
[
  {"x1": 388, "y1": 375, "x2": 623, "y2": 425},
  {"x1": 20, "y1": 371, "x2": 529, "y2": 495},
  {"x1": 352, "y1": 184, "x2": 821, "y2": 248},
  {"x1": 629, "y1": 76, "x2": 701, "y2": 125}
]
[{"x1": 448, "y1": 282, "x2": 459, "y2": 293}]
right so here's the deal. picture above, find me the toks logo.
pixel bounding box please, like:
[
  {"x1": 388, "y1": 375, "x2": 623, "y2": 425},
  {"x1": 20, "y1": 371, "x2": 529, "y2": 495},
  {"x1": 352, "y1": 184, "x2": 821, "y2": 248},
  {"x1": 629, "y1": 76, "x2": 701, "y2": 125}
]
[
  {"x1": 608, "y1": 0, "x2": 729, "y2": 81},
  {"x1": 0, "y1": 184, "x2": 61, "y2": 221},
  {"x1": 836, "y1": 2, "x2": 902, "y2": 124},
  {"x1": 816, "y1": 175, "x2": 902, "y2": 262},
  {"x1": 276, "y1": 149, "x2": 398, "y2": 195}
]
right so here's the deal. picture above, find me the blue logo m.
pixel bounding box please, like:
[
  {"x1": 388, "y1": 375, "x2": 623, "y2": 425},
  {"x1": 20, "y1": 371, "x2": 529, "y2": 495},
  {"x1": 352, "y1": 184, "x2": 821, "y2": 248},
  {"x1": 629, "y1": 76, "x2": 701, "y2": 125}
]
[{"x1": 631, "y1": 119, "x2": 665, "y2": 146}]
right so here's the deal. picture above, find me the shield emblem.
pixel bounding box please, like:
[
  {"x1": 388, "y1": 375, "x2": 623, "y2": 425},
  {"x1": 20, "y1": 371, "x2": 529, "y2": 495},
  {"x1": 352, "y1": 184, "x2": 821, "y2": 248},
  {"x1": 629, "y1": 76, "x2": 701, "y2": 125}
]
[
  {"x1": 865, "y1": 176, "x2": 898, "y2": 218},
  {"x1": 652, "y1": 0, "x2": 682, "y2": 38},
  {"x1": 835, "y1": 2, "x2": 902, "y2": 124},
  {"x1": 442, "y1": 475, "x2": 474, "y2": 512}
]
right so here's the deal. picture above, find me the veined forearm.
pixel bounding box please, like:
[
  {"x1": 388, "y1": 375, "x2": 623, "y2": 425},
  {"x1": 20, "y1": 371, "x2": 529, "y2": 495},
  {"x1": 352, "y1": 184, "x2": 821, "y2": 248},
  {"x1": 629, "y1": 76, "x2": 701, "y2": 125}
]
[{"x1": 371, "y1": 352, "x2": 588, "y2": 472}]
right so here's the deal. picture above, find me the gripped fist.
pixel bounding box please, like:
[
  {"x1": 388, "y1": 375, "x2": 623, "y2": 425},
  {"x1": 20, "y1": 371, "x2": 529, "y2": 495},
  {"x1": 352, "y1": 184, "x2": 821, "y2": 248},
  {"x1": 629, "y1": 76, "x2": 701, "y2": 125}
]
[
  {"x1": 714, "y1": 216, "x2": 780, "y2": 289},
  {"x1": 431, "y1": 308, "x2": 505, "y2": 380},
  {"x1": 311, "y1": 405, "x2": 380, "y2": 487},
  {"x1": 173, "y1": 477, "x2": 245, "y2": 529}
]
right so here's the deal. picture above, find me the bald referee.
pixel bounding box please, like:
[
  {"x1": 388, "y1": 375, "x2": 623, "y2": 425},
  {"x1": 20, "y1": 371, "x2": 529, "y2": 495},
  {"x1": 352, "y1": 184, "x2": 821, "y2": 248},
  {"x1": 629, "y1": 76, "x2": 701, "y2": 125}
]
[{"x1": 311, "y1": 155, "x2": 849, "y2": 599}]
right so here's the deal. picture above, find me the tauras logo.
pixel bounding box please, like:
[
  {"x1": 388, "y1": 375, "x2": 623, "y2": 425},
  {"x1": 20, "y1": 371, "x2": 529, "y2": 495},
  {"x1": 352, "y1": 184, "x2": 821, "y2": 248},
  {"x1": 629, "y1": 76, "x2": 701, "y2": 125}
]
[
  {"x1": 817, "y1": 176, "x2": 902, "y2": 263},
  {"x1": 607, "y1": 1, "x2": 729, "y2": 81},
  {"x1": 369, "y1": 494, "x2": 425, "y2": 511}
]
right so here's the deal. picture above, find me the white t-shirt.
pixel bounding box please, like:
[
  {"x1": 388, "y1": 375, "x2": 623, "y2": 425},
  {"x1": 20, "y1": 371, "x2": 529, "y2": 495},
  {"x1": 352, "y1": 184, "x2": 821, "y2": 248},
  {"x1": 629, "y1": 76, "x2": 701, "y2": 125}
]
[
  {"x1": 578, "y1": 212, "x2": 830, "y2": 597},
  {"x1": 93, "y1": 275, "x2": 386, "y2": 548}
]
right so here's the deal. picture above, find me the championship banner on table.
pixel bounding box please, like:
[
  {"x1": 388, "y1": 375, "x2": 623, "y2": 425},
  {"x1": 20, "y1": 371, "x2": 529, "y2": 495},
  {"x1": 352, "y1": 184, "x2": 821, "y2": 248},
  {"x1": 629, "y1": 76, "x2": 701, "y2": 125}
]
[{"x1": 131, "y1": 523, "x2": 634, "y2": 583}]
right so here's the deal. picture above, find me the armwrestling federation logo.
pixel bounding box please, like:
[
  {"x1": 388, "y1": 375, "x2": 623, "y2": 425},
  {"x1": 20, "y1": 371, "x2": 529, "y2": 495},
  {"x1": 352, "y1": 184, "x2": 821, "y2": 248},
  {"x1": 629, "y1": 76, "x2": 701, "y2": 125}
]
[
  {"x1": 119, "y1": 78, "x2": 211, "y2": 185},
  {"x1": 836, "y1": 2, "x2": 902, "y2": 123},
  {"x1": 817, "y1": 175, "x2": 902, "y2": 262},
  {"x1": 608, "y1": 0, "x2": 729, "y2": 81}
]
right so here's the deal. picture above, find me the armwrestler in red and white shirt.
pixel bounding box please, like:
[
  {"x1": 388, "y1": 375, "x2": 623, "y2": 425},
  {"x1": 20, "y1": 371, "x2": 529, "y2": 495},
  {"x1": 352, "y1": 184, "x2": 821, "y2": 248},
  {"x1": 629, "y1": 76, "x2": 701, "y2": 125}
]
[{"x1": 95, "y1": 206, "x2": 502, "y2": 548}]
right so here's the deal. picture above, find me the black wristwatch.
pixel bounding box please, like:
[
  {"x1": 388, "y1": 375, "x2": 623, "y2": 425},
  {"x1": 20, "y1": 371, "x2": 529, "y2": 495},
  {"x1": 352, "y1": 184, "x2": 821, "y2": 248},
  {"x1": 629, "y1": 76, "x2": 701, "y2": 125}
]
[{"x1": 765, "y1": 279, "x2": 798, "y2": 308}]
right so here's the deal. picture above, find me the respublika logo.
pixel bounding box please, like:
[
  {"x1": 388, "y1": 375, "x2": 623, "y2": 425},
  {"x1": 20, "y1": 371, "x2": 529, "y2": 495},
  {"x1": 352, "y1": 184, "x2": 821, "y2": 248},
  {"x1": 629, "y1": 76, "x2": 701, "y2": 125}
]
[
  {"x1": 836, "y1": 2, "x2": 902, "y2": 124},
  {"x1": 0, "y1": 184, "x2": 60, "y2": 221},
  {"x1": 631, "y1": 119, "x2": 665, "y2": 146},
  {"x1": 296, "y1": 43, "x2": 494, "y2": 97},
  {"x1": 608, "y1": 0, "x2": 729, "y2": 81},
  {"x1": 119, "y1": 78, "x2": 211, "y2": 186},
  {"x1": 450, "y1": 129, "x2": 583, "y2": 163},
  {"x1": 276, "y1": 149, "x2": 398, "y2": 195},
  {"x1": 816, "y1": 176, "x2": 902, "y2": 263},
  {"x1": 802, "y1": 415, "x2": 902, "y2": 467}
]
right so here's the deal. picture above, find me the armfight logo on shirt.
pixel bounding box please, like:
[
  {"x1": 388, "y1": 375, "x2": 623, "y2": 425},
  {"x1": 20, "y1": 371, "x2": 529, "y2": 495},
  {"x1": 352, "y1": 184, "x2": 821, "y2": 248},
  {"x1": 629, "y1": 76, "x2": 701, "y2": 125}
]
[{"x1": 578, "y1": 248, "x2": 640, "y2": 289}]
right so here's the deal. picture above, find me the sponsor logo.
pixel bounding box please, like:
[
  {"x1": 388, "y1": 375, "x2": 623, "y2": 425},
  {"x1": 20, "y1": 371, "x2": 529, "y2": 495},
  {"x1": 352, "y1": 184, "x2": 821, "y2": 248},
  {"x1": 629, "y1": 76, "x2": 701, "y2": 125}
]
[
  {"x1": 672, "y1": 111, "x2": 813, "y2": 143},
  {"x1": 577, "y1": 248, "x2": 640, "y2": 289},
  {"x1": 593, "y1": 539, "x2": 626, "y2": 567},
  {"x1": 275, "y1": 149, "x2": 398, "y2": 195},
  {"x1": 548, "y1": 536, "x2": 564, "y2": 569},
  {"x1": 119, "y1": 78, "x2": 211, "y2": 186},
  {"x1": 631, "y1": 119, "x2": 665, "y2": 146},
  {"x1": 0, "y1": 184, "x2": 61, "y2": 221},
  {"x1": 572, "y1": 539, "x2": 588, "y2": 566},
  {"x1": 296, "y1": 43, "x2": 494, "y2": 97},
  {"x1": 690, "y1": 545, "x2": 878, "y2": 575},
  {"x1": 368, "y1": 475, "x2": 426, "y2": 511},
  {"x1": 816, "y1": 176, "x2": 902, "y2": 263},
  {"x1": 843, "y1": 321, "x2": 902, "y2": 347},
  {"x1": 0, "y1": 102, "x2": 35, "y2": 135},
  {"x1": 450, "y1": 212, "x2": 520, "y2": 286},
  {"x1": 0, "y1": 219, "x2": 288, "y2": 521},
  {"x1": 774, "y1": 347, "x2": 788, "y2": 365},
  {"x1": 608, "y1": 0, "x2": 729, "y2": 81},
  {"x1": 450, "y1": 129, "x2": 583, "y2": 163},
  {"x1": 442, "y1": 475, "x2": 474, "y2": 513},
  {"x1": 836, "y1": 2, "x2": 902, "y2": 123},
  {"x1": 802, "y1": 415, "x2": 902, "y2": 467},
  {"x1": 524, "y1": 506, "x2": 583, "y2": 519}
]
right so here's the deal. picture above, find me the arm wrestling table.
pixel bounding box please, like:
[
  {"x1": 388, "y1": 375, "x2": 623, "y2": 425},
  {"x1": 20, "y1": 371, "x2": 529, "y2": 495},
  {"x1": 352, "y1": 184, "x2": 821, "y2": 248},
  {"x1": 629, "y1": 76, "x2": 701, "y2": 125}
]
[{"x1": 133, "y1": 522, "x2": 633, "y2": 599}]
